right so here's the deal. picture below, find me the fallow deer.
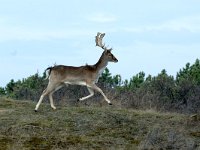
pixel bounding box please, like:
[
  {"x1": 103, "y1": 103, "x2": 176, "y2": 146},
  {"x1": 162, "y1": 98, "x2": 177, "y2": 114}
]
[{"x1": 35, "y1": 32, "x2": 118, "y2": 111}]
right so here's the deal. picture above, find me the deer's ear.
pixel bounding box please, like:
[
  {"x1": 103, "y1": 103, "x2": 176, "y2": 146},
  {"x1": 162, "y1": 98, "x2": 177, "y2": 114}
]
[{"x1": 105, "y1": 49, "x2": 111, "y2": 54}]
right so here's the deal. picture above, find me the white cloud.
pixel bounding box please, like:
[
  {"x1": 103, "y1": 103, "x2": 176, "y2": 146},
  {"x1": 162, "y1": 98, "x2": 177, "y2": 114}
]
[
  {"x1": 122, "y1": 15, "x2": 200, "y2": 33},
  {"x1": 0, "y1": 13, "x2": 118, "y2": 41},
  {"x1": 86, "y1": 13, "x2": 117, "y2": 23},
  {"x1": 0, "y1": 15, "x2": 97, "y2": 41},
  {"x1": 148, "y1": 15, "x2": 200, "y2": 32},
  {"x1": 0, "y1": 26, "x2": 95, "y2": 41}
]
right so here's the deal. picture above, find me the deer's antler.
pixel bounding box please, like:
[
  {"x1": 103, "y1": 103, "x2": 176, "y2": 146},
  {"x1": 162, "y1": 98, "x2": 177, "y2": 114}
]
[{"x1": 95, "y1": 32, "x2": 112, "y2": 51}]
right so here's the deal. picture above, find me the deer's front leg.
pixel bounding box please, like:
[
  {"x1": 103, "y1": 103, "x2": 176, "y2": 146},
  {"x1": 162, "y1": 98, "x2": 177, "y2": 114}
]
[
  {"x1": 78, "y1": 87, "x2": 94, "y2": 101},
  {"x1": 90, "y1": 84, "x2": 112, "y2": 105}
]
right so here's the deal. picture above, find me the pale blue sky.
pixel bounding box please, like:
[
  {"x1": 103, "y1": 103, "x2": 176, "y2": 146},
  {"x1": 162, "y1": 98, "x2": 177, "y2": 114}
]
[{"x1": 0, "y1": 0, "x2": 200, "y2": 87}]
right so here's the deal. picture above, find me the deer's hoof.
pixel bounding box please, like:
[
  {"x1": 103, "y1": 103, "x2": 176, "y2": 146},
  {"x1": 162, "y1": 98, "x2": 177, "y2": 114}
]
[
  {"x1": 109, "y1": 103, "x2": 113, "y2": 105},
  {"x1": 34, "y1": 110, "x2": 38, "y2": 112},
  {"x1": 51, "y1": 106, "x2": 56, "y2": 110}
]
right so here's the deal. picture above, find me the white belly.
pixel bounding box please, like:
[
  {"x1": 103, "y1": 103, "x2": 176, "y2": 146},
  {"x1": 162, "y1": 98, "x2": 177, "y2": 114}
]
[{"x1": 65, "y1": 81, "x2": 87, "y2": 86}]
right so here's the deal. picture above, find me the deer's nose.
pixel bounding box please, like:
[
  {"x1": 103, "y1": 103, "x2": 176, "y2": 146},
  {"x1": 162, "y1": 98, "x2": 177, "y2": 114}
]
[{"x1": 114, "y1": 58, "x2": 118, "y2": 62}]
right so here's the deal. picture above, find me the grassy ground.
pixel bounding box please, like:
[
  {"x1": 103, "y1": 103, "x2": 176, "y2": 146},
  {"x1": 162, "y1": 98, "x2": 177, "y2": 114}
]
[{"x1": 0, "y1": 97, "x2": 199, "y2": 150}]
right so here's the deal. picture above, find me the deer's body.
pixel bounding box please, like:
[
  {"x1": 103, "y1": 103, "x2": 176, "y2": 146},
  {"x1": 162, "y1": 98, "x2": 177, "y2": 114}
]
[
  {"x1": 35, "y1": 33, "x2": 118, "y2": 111},
  {"x1": 49, "y1": 65, "x2": 97, "y2": 85}
]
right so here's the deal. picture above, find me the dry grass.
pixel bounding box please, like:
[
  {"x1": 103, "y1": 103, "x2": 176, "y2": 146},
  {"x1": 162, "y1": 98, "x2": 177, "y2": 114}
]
[{"x1": 0, "y1": 97, "x2": 199, "y2": 150}]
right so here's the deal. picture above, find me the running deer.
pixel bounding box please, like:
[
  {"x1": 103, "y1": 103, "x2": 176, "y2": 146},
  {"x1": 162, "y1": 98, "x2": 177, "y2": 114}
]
[{"x1": 35, "y1": 32, "x2": 118, "y2": 111}]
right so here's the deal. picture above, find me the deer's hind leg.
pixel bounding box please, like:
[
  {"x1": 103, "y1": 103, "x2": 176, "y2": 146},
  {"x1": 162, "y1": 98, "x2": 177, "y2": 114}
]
[
  {"x1": 49, "y1": 84, "x2": 64, "y2": 110},
  {"x1": 35, "y1": 81, "x2": 62, "y2": 112}
]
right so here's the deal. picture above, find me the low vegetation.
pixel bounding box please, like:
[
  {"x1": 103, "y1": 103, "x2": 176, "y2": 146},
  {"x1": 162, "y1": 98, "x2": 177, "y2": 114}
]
[{"x1": 0, "y1": 97, "x2": 199, "y2": 150}]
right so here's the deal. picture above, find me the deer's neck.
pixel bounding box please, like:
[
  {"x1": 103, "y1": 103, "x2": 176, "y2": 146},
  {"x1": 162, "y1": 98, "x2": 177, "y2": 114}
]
[
  {"x1": 94, "y1": 54, "x2": 108, "y2": 82},
  {"x1": 95, "y1": 54, "x2": 108, "y2": 72}
]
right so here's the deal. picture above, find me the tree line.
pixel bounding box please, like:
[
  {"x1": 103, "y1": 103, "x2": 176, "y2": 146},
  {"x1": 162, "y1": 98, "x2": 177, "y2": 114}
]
[{"x1": 1, "y1": 59, "x2": 200, "y2": 114}]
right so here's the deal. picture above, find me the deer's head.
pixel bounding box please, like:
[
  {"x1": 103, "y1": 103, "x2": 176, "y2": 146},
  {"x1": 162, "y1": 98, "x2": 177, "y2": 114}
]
[{"x1": 95, "y1": 32, "x2": 118, "y2": 63}]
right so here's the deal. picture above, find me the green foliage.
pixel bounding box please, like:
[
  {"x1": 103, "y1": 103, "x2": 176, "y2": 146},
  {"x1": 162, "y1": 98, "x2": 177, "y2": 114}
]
[
  {"x1": 112, "y1": 74, "x2": 122, "y2": 87},
  {"x1": 118, "y1": 65, "x2": 200, "y2": 112},
  {"x1": 0, "y1": 87, "x2": 5, "y2": 96},
  {"x1": 99, "y1": 67, "x2": 122, "y2": 88},
  {"x1": 126, "y1": 72, "x2": 145, "y2": 90},
  {"x1": 5, "y1": 79, "x2": 16, "y2": 97},
  {"x1": 4, "y1": 73, "x2": 46, "y2": 100},
  {"x1": 177, "y1": 59, "x2": 200, "y2": 85},
  {"x1": 151, "y1": 70, "x2": 175, "y2": 95},
  {"x1": 99, "y1": 68, "x2": 113, "y2": 86}
]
